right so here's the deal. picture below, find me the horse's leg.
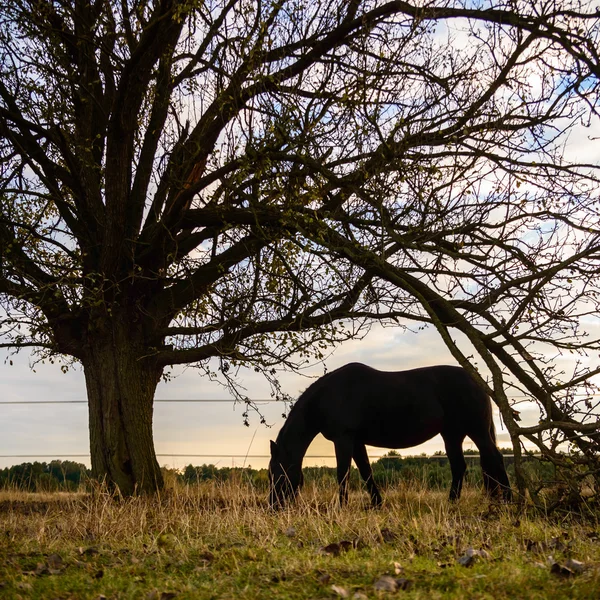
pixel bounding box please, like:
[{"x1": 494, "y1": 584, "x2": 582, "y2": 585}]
[
  {"x1": 353, "y1": 441, "x2": 383, "y2": 508},
  {"x1": 470, "y1": 432, "x2": 512, "y2": 501},
  {"x1": 443, "y1": 434, "x2": 467, "y2": 501},
  {"x1": 334, "y1": 437, "x2": 353, "y2": 506}
]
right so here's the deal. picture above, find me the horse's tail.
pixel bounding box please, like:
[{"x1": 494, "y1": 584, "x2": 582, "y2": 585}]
[{"x1": 483, "y1": 395, "x2": 513, "y2": 501}]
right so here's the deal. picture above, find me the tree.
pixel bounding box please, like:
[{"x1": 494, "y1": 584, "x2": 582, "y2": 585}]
[
  {"x1": 1, "y1": 0, "x2": 599, "y2": 499},
  {"x1": 0, "y1": 0, "x2": 434, "y2": 494},
  {"x1": 261, "y1": 4, "x2": 600, "y2": 501}
]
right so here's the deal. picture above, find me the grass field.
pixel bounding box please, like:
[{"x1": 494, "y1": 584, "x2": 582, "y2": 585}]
[{"x1": 1, "y1": 480, "x2": 599, "y2": 599}]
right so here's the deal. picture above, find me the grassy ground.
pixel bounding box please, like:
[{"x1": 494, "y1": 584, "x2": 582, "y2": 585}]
[{"x1": 1, "y1": 480, "x2": 599, "y2": 599}]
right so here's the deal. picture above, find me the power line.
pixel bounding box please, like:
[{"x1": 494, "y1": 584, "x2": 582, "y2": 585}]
[
  {"x1": 0, "y1": 454, "x2": 345, "y2": 459},
  {"x1": 0, "y1": 398, "x2": 283, "y2": 404},
  {"x1": 2, "y1": 394, "x2": 599, "y2": 405}
]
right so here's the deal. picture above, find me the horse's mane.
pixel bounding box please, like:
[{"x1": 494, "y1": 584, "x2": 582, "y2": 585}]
[{"x1": 276, "y1": 368, "x2": 339, "y2": 442}]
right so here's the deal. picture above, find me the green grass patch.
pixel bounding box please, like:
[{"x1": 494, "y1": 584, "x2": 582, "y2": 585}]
[{"x1": 1, "y1": 483, "x2": 599, "y2": 599}]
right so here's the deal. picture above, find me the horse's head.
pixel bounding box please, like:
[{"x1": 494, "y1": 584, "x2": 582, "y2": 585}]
[{"x1": 268, "y1": 440, "x2": 303, "y2": 509}]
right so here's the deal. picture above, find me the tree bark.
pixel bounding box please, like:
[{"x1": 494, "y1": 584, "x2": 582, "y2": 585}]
[{"x1": 83, "y1": 314, "x2": 164, "y2": 495}]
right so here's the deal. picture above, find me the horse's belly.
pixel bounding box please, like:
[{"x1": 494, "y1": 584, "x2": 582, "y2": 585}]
[{"x1": 362, "y1": 419, "x2": 442, "y2": 449}]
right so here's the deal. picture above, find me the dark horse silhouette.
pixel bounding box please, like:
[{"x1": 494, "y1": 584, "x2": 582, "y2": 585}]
[{"x1": 269, "y1": 363, "x2": 511, "y2": 508}]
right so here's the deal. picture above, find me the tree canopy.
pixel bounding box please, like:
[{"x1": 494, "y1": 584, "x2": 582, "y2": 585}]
[{"x1": 1, "y1": 0, "x2": 599, "y2": 498}]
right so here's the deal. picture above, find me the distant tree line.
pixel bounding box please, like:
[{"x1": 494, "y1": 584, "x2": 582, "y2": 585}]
[
  {"x1": 1, "y1": 451, "x2": 555, "y2": 493},
  {"x1": 0, "y1": 460, "x2": 91, "y2": 491}
]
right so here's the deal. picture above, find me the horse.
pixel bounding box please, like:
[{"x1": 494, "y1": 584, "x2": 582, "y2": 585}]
[{"x1": 269, "y1": 363, "x2": 512, "y2": 508}]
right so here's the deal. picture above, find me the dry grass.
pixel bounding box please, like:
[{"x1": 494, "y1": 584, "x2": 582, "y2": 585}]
[{"x1": 1, "y1": 480, "x2": 600, "y2": 599}]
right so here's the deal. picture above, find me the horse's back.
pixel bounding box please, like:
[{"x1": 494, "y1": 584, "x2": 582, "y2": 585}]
[{"x1": 306, "y1": 363, "x2": 491, "y2": 447}]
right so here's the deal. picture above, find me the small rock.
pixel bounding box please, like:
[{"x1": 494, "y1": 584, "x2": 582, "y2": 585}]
[{"x1": 284, "y1": 526, "x2": 296, "y2": 538}]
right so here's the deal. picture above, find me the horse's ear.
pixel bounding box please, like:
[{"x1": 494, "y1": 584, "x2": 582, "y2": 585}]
[{"x1": 270, "y1": 440, "x2": 278, "y2": 457}]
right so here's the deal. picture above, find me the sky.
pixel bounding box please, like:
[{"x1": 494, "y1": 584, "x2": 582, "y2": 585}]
[
  {"x1": 1, "y1": 40, "x2": 598, "y2": 474},
  {"x1": 0, "y1": 323, "x2": 538, "y2": 472}
]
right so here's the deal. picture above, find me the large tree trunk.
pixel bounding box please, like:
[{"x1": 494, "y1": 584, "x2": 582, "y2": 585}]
[{"x1": 83, "y1": 315, "x2": 164, "y2": 495}]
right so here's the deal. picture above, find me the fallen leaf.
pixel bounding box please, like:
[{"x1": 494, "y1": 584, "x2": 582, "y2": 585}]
[
  {"x1": 317, "y1": 572, "x2": 331, "y2": 584},
  {"x1": 548, "y1": 537, "x2": 567, "y2": 551},
  {"x1": 565, "y1": 558, "x2": 585, "y2": 573},
  {"x1": 373, "y1": 575, "x2": 399, "y2": 592},
  {"x1": 284, "y1": 526, "x2": 296, "y2": 537},
  {"x1": 34, "y1": 562, "x2": 50, "y2": 576},
  {"x1": 47, "y1": 553, "x2": 65, "y2": 574},
  {"x1": 147, "y1": 591, "x2": 178, "y2": 600},
  {"x1": 398, "y1": 578, "x2": 412, "y2": 590},
  {"x1": 198, "y1": 550, "x2": 215, "y2": 563},
  {"x1": 156, "y1": 533, "x2": 177, "y2": 549},
  {"x1": 72, "y1": 559, "x2": 88, "y2": 568},
  {"x1": 457, "y1": 553, "x2": 476, "y2": 567},
  {"x1": 353, "y1": 537, "x2": 368, "y2": 550},
  {"x1": 379, "y1": 528, "x2": 398, "y2": 543},
  {"x1": 17, "y1": 582, "x2": 33, "y2": 591},
  {"x1": 526, "y1": 539, "x2": 546, "y2": 553},
  {"x1": 331, "y1": 584, "x2": 350, "y2": 598},
  {"x1": 320, "y1": 541, "x2": 354, "y2": 556},
  {"x1": 457, "y1": 548, "x2": 490, "y2": 567},
  {"x1": 550, "y1": 562, "x2": 574, "y2": 578}
]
